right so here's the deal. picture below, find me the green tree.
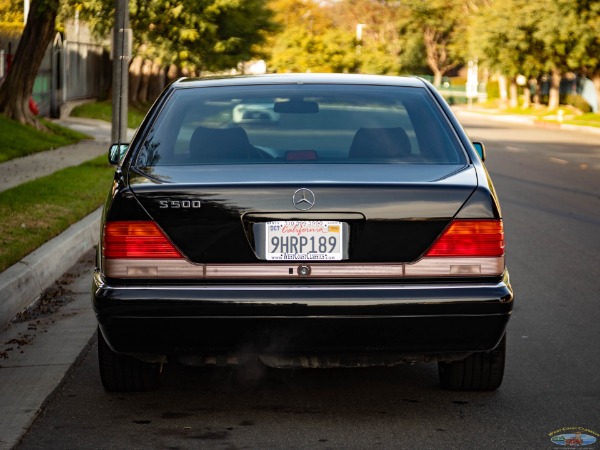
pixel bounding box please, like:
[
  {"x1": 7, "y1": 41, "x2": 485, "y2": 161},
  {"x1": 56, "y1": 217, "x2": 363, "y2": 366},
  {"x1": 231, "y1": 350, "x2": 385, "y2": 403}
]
[
  {"x1": 472, "y1": 0, "x2": 545, "y2": 108},
  {"x1": 401, "y1": 0, "x2": 466, "y2": 86},
  {"x1": 535, "y1": 0, "x2": 600, "y2": 109},
  {"x1": 268, "y1": 0, "x2": 357, "y2": 73},
  {"x1": 580, "y1": 1, "x2": 600, "y2": 108},
  {"x1": 533, "y1": 0, "x2": 581, "y2": 109},
  {"x1": 474, "y1": 0, "x2": 600, "y2": 111},
  {"x1": 330, "y1": 0, "x2": 405, "y2": 75},
  {"x1": 150, "y1": 0, "x2": 274, "y2": 72},
  {"x1": 0, "y1": 0, "x2": 24, "y2": 41},
  {"x1": 75, "y1": 0, "x2": 275, "y2": 102},
  {"x1": 80, "y1": 0, "x2": 275, "y2": 70},
  {"x1": 0, "y1": 0, "x2": 24, "y2": 22}
]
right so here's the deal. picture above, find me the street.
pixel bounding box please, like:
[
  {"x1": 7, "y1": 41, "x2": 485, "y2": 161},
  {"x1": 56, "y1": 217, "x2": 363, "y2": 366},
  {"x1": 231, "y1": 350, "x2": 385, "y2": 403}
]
[{"x1": 16, "y1": 113, "x2": 600, "y2": 449}]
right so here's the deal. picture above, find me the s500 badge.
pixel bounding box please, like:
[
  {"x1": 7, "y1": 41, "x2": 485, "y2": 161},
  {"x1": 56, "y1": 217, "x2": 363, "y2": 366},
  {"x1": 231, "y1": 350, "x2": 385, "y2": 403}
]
[{"x1": 158, "y1": 200, "x2": 201, "y2": 209}]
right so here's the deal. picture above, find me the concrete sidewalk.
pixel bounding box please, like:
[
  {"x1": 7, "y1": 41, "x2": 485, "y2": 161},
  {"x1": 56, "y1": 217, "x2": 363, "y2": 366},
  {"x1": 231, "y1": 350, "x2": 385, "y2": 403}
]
[
  {"x1": 0, "y1": 141, "x2": 107, "y2": 193},
  {"x1": 0, "y1": 250, "x2": 97, "y2": 450},
  {"x1": 0, "y1": 117, "x2": 136, "y2": 328},
  {"x1": 0, "y1": 117, "x2": 134, "y2": 193},
  {"x1": 0, "y1": 114, "x2": 127, "y2": 449}
]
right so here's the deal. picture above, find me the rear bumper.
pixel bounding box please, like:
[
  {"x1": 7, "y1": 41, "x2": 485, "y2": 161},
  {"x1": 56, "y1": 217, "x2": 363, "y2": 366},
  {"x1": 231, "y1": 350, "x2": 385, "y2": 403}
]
[{"x1": 92, "y1": 270, "x2": 513, "y2": 360}]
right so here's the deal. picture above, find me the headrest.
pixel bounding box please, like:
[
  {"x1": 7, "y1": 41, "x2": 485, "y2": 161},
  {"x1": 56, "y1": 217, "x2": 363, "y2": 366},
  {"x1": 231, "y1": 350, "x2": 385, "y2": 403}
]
[
  {"x1": 349, "y1": 127, "x2": 412, "y2": 160},
  {"x1": 189, "y1": 126, "x2": 254, "y2": 162}
]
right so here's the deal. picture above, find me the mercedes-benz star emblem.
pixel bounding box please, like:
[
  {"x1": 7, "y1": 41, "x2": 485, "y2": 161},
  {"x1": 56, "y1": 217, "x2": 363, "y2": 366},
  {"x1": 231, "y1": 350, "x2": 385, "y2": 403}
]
[{"x1": 292, "y1": 188, "x2": 315, "y2": 211}]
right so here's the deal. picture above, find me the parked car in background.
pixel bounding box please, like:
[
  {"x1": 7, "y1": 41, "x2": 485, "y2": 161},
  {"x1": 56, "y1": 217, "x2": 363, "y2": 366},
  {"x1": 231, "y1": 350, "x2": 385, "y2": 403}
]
[
  {"x1": 94, "y1": 73, "x2": 513, "y2": 392},
  {"x1": 232, "y1": 101, "x2": 280, "y2": 125}
]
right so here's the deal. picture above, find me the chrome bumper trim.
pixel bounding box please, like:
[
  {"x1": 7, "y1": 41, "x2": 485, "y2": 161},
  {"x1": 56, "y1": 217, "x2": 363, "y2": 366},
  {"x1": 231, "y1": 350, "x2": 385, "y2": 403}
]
[{"x1": 103, "y1": 256, "x2": 504, "y2": 279}]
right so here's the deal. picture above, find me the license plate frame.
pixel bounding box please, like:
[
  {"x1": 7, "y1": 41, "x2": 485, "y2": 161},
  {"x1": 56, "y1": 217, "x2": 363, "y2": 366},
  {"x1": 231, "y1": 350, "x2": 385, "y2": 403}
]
[{"x1": 260, "y1": 220, "x2": 347, "y2": 261}]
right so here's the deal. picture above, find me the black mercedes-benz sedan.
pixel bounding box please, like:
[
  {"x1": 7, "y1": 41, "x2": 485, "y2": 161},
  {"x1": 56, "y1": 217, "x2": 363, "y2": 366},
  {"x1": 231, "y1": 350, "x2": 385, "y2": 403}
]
[{"x1": 93, "y1": 74, "x2": 513, "y2": 392}]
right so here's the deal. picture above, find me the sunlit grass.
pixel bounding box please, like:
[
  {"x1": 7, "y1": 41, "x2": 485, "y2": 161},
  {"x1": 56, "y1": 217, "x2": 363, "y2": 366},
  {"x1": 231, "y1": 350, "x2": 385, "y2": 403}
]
[
  {"x1": 0, "y1": 116, "x2": 89, "y2": 163},
  {"x1": 466, "y1": 99, "x2": 600, "y2": 127},
  {"x1": 0, "y1": 155, "x2": 114, "y2": 272},
  {"x1": 565, "y1": 113, "x2": 600, "y2": 128}
]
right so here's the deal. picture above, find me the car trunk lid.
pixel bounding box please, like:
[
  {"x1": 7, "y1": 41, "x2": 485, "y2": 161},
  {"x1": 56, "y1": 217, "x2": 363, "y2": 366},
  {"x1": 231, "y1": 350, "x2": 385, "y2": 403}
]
[{"x1": 128, "y1": 164, "x2": 476, "y2": 265}]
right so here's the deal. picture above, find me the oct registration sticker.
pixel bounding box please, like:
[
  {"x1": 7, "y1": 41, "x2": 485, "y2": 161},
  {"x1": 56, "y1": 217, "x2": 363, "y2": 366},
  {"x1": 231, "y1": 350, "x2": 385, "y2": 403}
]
[{"x1": 266, "y1": 221, "x2": 343, "y2": 261}]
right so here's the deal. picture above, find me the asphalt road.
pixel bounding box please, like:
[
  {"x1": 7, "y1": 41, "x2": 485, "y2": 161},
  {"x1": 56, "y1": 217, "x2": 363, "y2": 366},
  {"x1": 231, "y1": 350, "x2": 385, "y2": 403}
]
[{"x1": 16, "y1": 113, "x2": 600, "y2": 450}]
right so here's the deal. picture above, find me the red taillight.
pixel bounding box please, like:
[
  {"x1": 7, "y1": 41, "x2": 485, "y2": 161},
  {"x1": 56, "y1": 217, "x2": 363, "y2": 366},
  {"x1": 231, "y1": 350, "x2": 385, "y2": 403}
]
[
  {"x1": 425, "y1": 220, "x2": 504, "y2": 257},
  {"x1": 103, "y1": 221, "x2": 183, "y2": 259}
]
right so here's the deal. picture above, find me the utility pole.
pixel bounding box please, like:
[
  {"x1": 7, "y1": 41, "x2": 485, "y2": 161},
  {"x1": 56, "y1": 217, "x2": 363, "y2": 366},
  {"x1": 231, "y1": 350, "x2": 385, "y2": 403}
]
[{"x1": 111, "y1": 0, "x2": 130, "y2": 143}]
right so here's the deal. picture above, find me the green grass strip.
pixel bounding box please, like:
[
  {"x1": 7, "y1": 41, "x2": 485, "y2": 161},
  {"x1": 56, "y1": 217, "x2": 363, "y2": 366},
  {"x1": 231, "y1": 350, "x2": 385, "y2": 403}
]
[
  {"x1": 473, "y1": 100, "x2": 600, "y2": 126},
  {"x1": 0, "y1": 116, "x2": 89, "y2": 163},
  {"x1": 0, "y1": 155, "x2": 114, "y2": 272},
  {"x1": 565, "y1": 113, "x2": 600, "y2": 128}
]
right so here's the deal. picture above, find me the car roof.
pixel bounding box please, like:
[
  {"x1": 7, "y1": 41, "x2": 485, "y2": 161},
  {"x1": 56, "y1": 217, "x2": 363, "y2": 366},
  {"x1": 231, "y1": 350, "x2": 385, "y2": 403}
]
[{"x1": 172, "y1": 73, "x2": 429, "y2": 89}]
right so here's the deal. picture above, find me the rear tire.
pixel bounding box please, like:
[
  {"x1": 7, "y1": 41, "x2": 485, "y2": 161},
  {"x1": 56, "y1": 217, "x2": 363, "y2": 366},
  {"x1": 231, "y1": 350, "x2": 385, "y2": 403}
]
[
  {"x1": 97, "y1": 327, "x2": 163, "y2": 392},
  {"x1": 438, "y1": 334, "x2": 506, "y2": 391}
]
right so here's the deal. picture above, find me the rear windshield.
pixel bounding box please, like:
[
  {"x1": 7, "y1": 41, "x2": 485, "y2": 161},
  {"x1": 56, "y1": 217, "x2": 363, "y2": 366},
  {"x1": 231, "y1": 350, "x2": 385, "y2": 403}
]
[{"x1": 134, "y1": 84, "x2": 466, "y2": 167}]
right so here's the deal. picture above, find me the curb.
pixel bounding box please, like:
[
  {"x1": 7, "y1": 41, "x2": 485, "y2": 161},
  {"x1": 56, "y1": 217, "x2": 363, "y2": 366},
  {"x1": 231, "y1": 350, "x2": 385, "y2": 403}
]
[
  {"x1": 0, "y1": 207, "x2": 102, "y2": 331},
  {"x1": 548, "y1": 122, "x2": 600, "y2": 135}
]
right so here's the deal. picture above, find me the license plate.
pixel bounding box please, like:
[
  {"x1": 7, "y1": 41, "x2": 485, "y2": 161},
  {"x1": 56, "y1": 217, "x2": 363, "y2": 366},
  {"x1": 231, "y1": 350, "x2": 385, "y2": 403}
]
[{"x1": 265, "y1": 221, "x2": 344, "y2": 261}]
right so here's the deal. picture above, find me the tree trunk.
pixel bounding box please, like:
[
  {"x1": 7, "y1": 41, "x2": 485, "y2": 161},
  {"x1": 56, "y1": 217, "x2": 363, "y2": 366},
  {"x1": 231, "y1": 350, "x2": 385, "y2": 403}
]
[
  {"x1": 148, "y1": 60, "x2": 164, "y2": 103},
  {"x1": 166, "y1": 64, "x2": 180, "y2": 85},
  {"x1": 128, "y1": 55, "x2": 144, "y2": 106},
  {"x1": 522, "y1": 80, "x2": 532, "y2": 109},
  {"x1": 532, "y1": 78, "x2": 541, "y2": 106},
  {"x1": 423, "y1": 27, "x2": 442, "y2": 86},
  {"x1": 498, "y1": 74, "x2": 508, "y2": 109},
  {"x1": 548, "y1": 68, "x2": 561, "y2": 110},
  {"x1": 0, "y1": 0, "x2": 58, "y2": 128},
  {"x1": 138, "y1": 59, "x2": 153, "y2": 104},
  {"x1": 433, "y1": 70, "x2": 442, "y2": 88},
  {"x1": 509, "y1": 78, "x2": 518, "y2": 108},
  {"x1": 422, "y1": 26, "x2": 457, "y2": 88},
  {"x1": 592, "y1": 73, "x2": 600, "y2": 113}
]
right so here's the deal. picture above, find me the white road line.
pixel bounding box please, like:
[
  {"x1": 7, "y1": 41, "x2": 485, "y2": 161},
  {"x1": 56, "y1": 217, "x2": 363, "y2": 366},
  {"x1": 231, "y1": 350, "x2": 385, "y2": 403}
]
[{"x1": 549, "y1": 157, "x2": 569, "y2": 165}]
